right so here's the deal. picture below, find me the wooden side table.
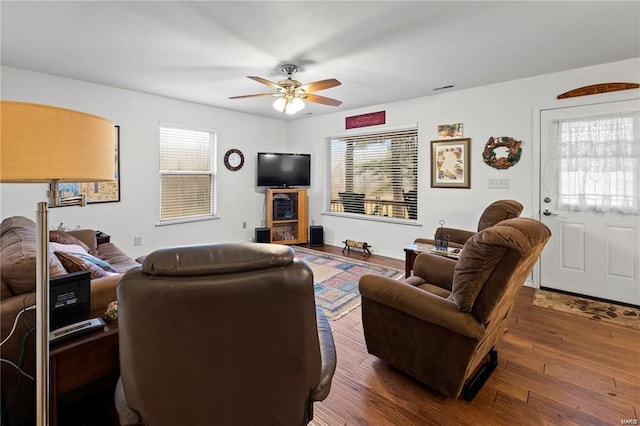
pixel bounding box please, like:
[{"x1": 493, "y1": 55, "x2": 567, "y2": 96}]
[{"x1": 49, "y1": 312, "x2": 119, "y2": 426}]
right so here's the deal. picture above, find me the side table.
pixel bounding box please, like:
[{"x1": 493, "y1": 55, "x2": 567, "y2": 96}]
[{"x1": 49, "y1": 311, "x2": 119, "y2": 426}]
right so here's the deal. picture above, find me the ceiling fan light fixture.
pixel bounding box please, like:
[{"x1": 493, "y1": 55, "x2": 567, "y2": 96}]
[
  {"x1": 289, "y1": 97, "x2": 305, "y2": 114},
  {"x1": 233, "y1": 64, "x2": 341, "y2": 113},
  {"x1": 273, "y1": 96, "x2": 305, "y2": 114}
]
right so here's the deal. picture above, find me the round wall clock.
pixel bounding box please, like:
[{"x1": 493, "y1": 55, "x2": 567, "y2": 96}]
[{"x1": 223, "y1": 148, "x2": 244, "y2": 171}]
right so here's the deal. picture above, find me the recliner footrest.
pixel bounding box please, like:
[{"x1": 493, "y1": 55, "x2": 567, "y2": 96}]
[{"x1": 461, "y1": 349, "x2": 498, "y2": 401}]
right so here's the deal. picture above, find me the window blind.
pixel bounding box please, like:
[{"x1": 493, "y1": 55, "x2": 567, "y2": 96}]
[
  {"x1": 159, "y1": 124, "x2": 217, "y2": 221},
  {"x1": 326, "y1": 127, "x2": 418, "y2": 220}
]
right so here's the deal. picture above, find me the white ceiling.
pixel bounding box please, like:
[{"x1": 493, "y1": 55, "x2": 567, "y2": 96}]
[{"x1": 1, "y1": 1, "x2": 639, "y2": 120}]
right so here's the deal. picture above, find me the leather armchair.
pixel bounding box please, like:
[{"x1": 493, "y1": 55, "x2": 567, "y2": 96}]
[
  {"x1": 415, "y1": 199, "x2": 523, "y2": 248},
  {"x1": 359, "y1": 217, "x2": 550, "y2": 399},
  {"x1": 115, "y1": 243, "x2": 336, "y2": 425}
]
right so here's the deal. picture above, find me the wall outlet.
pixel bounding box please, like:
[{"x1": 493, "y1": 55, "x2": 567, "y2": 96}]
[
  {"x1": 242, "y1": 221, "x2": 247, "y2": 229},
  {"x1": 133, "y1": 236, "x2": 142, "y2": 246},
  {"x1": 488, "y1": 178, "x2": 510, "y2": 189}
]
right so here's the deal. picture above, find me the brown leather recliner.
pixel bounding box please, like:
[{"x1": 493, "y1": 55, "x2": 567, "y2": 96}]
[
  {"x1": 415, "y1": 199, "x2": 523, "y2": 248},
  {"x1": 359, "y1": 217, "x2": 550, "y2": 399},
  {"x1": 115, "y1": 243, "x2": 336, "y2": 426}
]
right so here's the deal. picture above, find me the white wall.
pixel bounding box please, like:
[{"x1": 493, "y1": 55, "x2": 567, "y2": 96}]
[
  {"x1": 287, "y1": 58, "x2": 640, "y2": 259},
  {"x1": 2, "y1": 58, "x2": 639, "y2": 260},
  {"x1": 0, "y1": 66, "x2": 288, "y2": 258}
]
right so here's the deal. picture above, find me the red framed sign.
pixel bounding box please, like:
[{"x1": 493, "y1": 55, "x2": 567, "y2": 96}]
[{"x1": 345, "y1": 111, "x2": 386, "y2": 129}]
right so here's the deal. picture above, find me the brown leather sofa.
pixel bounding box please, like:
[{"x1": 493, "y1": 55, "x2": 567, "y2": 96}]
[
  {"x1": 0, "y1": 216, "x2": 139, "y2": 426},
  {"x1": 359, "y1": 217, "x2": 550, "y2": 400},
  {"x1": 115, "y1": 242, "x2": 336, "y2": 426},
  {"x1": 416, "y1": 199, "x2": 523, "y2": 248}
]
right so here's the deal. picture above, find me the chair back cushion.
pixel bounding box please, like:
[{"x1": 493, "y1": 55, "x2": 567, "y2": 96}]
[
  {"x1": 449, "y1": 218, "x2": 550, "y2": 322},
  {"x1": 117, "y1": 242, "x2": 321, "y2": 425},
  {"x1": 141, "y1": 242, "x2": 294, "y2": 276},
  {"x1": 476, "y1": 200, "x2": 523, "y2": 231}
]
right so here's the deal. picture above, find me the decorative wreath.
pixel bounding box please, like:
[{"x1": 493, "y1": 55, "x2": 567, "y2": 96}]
[{"x1": 482, "y1": 136, "x2": 522, "y2": 169}]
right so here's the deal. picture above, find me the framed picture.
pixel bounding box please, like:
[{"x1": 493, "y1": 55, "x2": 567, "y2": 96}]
[
  {"x1": 430, "y1": 138, "x2": 471, "y2": 189},
  {"x1": 437, "y1": 123, "x2": 463, "y2": 139},
  {"x1": 58, "y1": 125, "x2": 121, "y2": 204}
]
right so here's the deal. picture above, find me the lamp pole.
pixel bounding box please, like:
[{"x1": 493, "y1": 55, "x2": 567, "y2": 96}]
[{"x1": 35, "y1": 201, "x2": 50, "y2": 425}]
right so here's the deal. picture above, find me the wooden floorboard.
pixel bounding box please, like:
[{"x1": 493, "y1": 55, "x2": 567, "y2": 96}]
[
  {"x1": 307, "y1": 244, "x2": 640, "y2": 426},
  {"x1": 63, "y1": 244, "x2": 639, "y2": 425}
]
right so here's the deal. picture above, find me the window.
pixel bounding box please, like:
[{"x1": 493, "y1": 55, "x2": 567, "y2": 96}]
[
  {"x1": 556, "y1": 112, "x2": 639, "y2": 214},
  {"x1": 326, "y1": 127, "x2": 418, "y2": 221},
  {"x1": 159, "y1": 124, "x2": 217, "y2": 222}
]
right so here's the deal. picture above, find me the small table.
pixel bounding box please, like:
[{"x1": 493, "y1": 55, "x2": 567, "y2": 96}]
[
  {"x1": 404, "y1": 243, "x2": 460, "y2": 278},
  {"x1": 49, "y1": 311, "x2": 119, "y2": 426}
]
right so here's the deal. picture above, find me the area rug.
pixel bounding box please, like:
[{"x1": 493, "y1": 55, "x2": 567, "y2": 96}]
[
  {"x1": 532, "y1": 289, "x2": 640, "y2": 329},
  {"x1": 294, "y1": 246, "x2": 403, "y2": 320}
]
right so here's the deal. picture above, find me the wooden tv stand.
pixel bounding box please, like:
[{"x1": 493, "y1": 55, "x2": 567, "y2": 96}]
[{"x1": 265, "y1": 188, "x2": 308, "y2": 244}]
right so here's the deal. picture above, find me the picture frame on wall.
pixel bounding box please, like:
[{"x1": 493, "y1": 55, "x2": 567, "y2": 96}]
[
  {"x1": 58, "y1": 125, "x2": 121, "y2": 204},
  {"x1": 430, "y1": 138, "x2": 471, "y2": 189}
]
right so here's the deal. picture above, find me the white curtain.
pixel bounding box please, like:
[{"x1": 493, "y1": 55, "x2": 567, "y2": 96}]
[{"x1": 556, "y1": 112, "x2": 640, "y2": 214}]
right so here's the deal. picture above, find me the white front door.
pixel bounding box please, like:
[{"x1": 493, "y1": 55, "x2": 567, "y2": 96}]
[{"x1": 539, "y1": 97, "x2": 640, "y2": 305}]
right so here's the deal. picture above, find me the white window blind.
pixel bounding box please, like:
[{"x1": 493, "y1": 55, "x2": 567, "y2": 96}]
[
  {"x1": 556, "y1": 112, "x2": 640, "y2": 214},
  {"x1": 326, "y1": 127, "x2": 418, "y2": 221},
  {"x1": 159, "y1": 124, "x2": 217, "y2": 222}
]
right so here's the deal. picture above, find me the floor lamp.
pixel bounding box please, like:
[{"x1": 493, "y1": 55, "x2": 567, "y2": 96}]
[{"x1": 0, "y1": 101, "x2": 114, "y2": 425}]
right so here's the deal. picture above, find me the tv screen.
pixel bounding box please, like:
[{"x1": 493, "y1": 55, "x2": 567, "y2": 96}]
[{"x1": 257, "y1": 152, "x2": 311, "y2": 187}]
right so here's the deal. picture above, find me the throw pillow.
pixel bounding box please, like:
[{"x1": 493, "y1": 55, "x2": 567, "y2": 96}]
[
  {"x1": 49, "y1": 230, "x2": 91, "y2": 253},
  {"x1": 1, "y1": 216, "x2": 67, "y2": 294},
  {"x1": 54, "y1": 251, "x2": 111, "y2": 279},
  {"x1": 51, "y1": 241, "x2": 89, "y2": 255}
]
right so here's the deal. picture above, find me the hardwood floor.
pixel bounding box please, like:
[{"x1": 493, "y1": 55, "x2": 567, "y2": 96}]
[
  {"x1": 62, "y1": 245, "x2": 639, "y2": 425},
  {"x1": 308, "y1": 245, "x2": 640, "y2": 426}
]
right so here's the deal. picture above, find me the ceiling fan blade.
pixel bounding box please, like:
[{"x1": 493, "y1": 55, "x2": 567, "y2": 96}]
[
  {"x1": 299, "y1": 78, "x2": 341, "y2": 93},
  {"x1": 229, "y1": 93, "x2": 276, "y2": 100},
  {"x1": 304, "y1": 93, "x2": 342, "y2": 106},
  {"x1": 247, "y1": 76, "x2": 283, "y2": 90}
]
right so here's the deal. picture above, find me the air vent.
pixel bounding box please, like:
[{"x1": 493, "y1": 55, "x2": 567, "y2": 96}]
[{"x1": 433, "y1": 84, "x2": 456, "y2": 91}]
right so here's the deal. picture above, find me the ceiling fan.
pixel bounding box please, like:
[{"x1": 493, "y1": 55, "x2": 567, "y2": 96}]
[{"x1": 229, "y1": 64, "x2": 342, "y2": 114}]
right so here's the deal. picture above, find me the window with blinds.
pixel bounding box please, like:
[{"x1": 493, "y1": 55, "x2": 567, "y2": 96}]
[
  {"x1": 326, "y1": 127, "x2": 418, "y2": 221},
  {"x1": 159, "y1": 124, "x2": 217, "y2": 222}
]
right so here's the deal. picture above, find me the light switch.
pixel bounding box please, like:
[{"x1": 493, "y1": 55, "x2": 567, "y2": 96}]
[{"x1": 488, "y1": 178, "x2": 510, "y2": 189}]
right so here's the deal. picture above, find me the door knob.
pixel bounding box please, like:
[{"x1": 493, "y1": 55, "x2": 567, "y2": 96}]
[{"x1": 543, "y1": 209, "x2": 558, "y2": 216}]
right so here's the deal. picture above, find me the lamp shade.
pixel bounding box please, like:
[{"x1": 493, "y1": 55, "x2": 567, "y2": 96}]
[{"x1": 0, "y1": 101, "x2": 115, "y2": 183}]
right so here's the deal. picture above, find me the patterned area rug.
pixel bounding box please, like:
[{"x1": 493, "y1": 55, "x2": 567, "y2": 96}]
[
  {"x1": 294, "y1": 246, "x2": 403, "y2": 320},
  {"x1": 533, "y1": 289, "x2": 640, "y2": 329}
]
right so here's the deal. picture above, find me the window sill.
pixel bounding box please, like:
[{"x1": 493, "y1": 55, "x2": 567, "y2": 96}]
[
  {"x1": 322, "y1": 211, "x2": 422, "y2": 226},
  {"x1": 155, "y1": 215, "x2": 219, "y2": 227}
]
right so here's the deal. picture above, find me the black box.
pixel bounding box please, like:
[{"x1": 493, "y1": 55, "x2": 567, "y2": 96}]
[
  {"x1": 309, "y1": 225, "x2": 324, "y2": 247},
  {"x1": 50, "y1": 270, "x2": 91, "y2": 331},
  {"x1": 255, "y1": 227, "x2": 271, "y2": 243}
]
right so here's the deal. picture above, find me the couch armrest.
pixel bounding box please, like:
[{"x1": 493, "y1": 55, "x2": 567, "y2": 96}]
[
  {"x1": 90, "y1": 274, "x2": 122, "y2": 311},
  {"x1": 359, "y1": 274, "x2": 484, "y2": 339},
  {"x1": 66, "y1": 229, "x2": 98, "y2": 251},
  {"x1": 310, "y1": 307, "x2": 336, "y2": 402},
  {"x1": 413, "y1": 253, "x2": 456, "y2": 291},
  {"x1": 442, "y1": 228, "x2": 475, "y2": 245}
]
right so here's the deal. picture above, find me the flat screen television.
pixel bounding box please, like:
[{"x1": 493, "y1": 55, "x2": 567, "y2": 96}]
[{"x1": 257, "y1": 152, "x2": 311, "y2": 187}]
